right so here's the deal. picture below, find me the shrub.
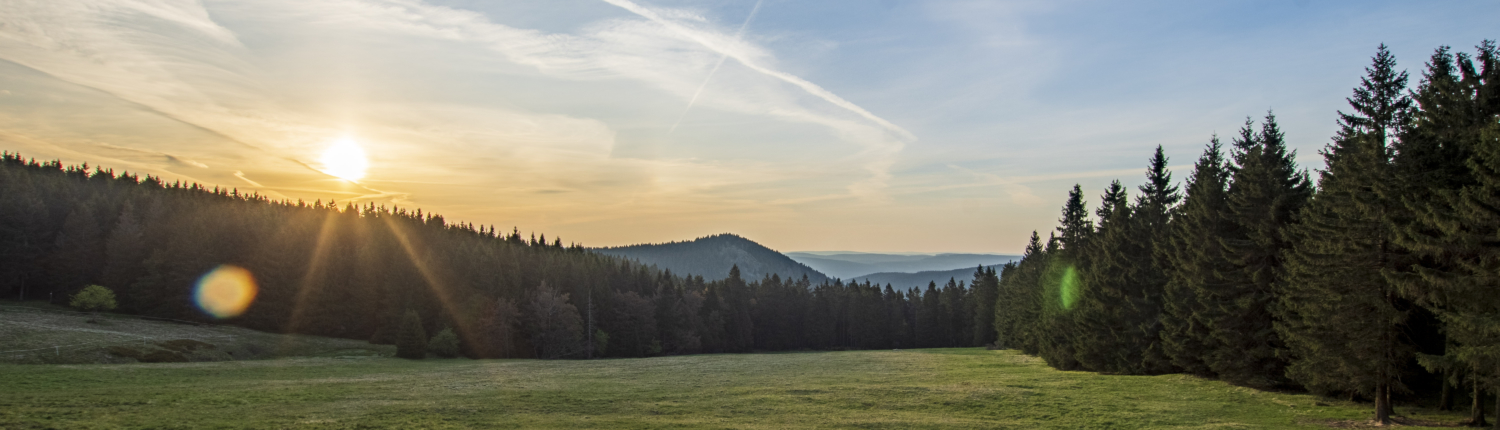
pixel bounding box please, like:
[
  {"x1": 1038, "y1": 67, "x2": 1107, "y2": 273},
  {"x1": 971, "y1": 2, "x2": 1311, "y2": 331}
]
[
  {"x1": 428, "y1": 327, "x2": 460, "y2": 358},
  {"x1": 69, "y1": 285, "x2": 117, "y2": 313},
  {"x1": 395, "y1": 310, "x2": 427, "y2": 359}
]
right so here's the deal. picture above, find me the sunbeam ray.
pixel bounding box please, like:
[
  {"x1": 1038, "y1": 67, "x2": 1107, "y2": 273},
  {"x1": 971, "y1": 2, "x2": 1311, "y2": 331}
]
[
  {"x1": 378, "y1": 213, "x2": 477, "y2": 352},
  {"x1": 282, "y1": 208, "x2": 340, "y2": 337}
]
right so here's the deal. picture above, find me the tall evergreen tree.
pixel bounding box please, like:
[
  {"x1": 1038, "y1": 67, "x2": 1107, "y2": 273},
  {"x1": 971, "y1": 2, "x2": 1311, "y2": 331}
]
[
  {"x1": 1132, "y1": 146, "x2": 1181, "y2": 374},
  {"x1": 995, "y1": 232, "x2": 1045, "y2": 352},
  {"x1": 1073, "y1": 180, "x2": 1134, "y2": 371},
  {"x1": 1279, "y1": 46, "x2": 1415, "y2": 425},
  {"x1": 1209, "y1": 113, "x2": 1312, "y2": 388},
  {"x1": 1160, "y1": 137, "x2": 1233, "y2": 376},
  {"x1": 916, "y1": 282, "x2": 943, "y2": 348},
  {"x1": 971, "y1": 266, "x2": 999, "y2": 346},
  {"x1": 47, "y1": 204, "x2": 104, "y2": 296},
  {"x1": 396, "y1": 309, "x2": 428, "y2": 359},
  {"x1": 1057, "y1": 184, "x2": 1094, "y2": 252},
  {"x1": 1036, "y1": 187, "x2": 1091, "y2": 370},
  {"x1": 1073, "y1": 148, "x2": 1180, "y2": 374},
  {"x1": 1392, "y1": 40, "x2": 1500, "y2": 428}
]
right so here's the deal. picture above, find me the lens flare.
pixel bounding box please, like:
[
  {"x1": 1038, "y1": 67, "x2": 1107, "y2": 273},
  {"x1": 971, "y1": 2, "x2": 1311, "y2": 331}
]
[
  {"x1": 195, "y1": 265, "x2": 258, "y2": 319},
  {"x1": 1059, "y1": 266, "x2": 1081, "y2": 310}
]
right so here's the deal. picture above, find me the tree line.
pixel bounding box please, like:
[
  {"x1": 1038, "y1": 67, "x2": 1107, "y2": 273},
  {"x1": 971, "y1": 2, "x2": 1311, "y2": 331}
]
[
  {"x1": 0, "y1": 154, "x2": 995, "y2": 359},
  {"x1": 993, "y1": 42, "x2": 1499, "y2": 425}
]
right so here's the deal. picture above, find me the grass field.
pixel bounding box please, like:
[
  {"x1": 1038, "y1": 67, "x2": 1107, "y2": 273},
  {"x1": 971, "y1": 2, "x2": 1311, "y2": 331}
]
[
  {"x1": 0, "y1": 303, "x2": 1472, "y2": 429},
  {"x1": 0, "y1": 347, "x2": 1474, "y2": 429}
]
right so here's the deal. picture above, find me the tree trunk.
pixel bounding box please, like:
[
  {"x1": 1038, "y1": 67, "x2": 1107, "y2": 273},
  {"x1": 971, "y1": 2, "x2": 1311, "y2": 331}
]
[
  {"x1": 1375, "y1": 381, "x2": 1392, "y2": 425},
  {"x1": 1474, "y1": 378, "x2": 1489, "y2": 427},
  {"x1": 1442, "y1": 371, "x2": 1455, "y2": 411},
  {"x1": 1493, "y1": 387, "x2": 1499, "y2": 430}
]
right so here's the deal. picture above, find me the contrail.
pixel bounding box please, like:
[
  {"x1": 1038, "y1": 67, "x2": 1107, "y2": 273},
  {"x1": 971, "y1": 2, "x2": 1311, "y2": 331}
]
[
  {"x1": 668, "y1": 0, "x2": 763, "y2": 134},
  {"x1": 602, "y1": 0, "x2": 915, "y2": 141}
]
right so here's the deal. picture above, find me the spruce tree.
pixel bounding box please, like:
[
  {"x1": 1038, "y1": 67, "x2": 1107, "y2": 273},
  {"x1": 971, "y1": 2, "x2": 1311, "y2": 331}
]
[
  {"x1": 916, "y1": 282, "x2": 942, "y2": 348},
  {"x1": 1391, "y1": 41, "x2": 1500, "y2": 427},
  {"x1": 1057, "y1": 184, "x2": 1094, "y2": 252},
  {"x1": 1037, "y1": 187, "x2": 1091, "y2": 370},
  {"x1": 1072, "y1": 148, "x2": 1180, "y2": 374},
  {"x1": 396, "y1": 309, "x2": 427, "y2": 359},
  {"x1": 1403, "y1": 120, "x2": 1500, "y2": 429},
  {"x1": 1072, "y1": 180, "x2": 1133, "y2": 372},
  {"x1": 971, "y1": 266, "x2": 999, "y2": 346},
  {"x1": 995, "y1": 232, "x2": 1045, "y2": 352},
  {"x1": 1279, "y1": 45, "x2": 1414, "y2": 424},
  {"x1": 1209, "y1": 113, "x2": 1312, "y2": 389},
  {"x1": 1131, "y1": 146, "x2": 1181, "y2": 374},
  {"x1": 1159, "y1": 137, "x2": 1233, "y2": 377}
]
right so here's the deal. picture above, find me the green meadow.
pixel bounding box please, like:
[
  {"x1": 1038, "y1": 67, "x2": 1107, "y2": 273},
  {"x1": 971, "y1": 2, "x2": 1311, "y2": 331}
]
[{"x1": 0, "y1": 347, "x2": 1470, "y2": 429}]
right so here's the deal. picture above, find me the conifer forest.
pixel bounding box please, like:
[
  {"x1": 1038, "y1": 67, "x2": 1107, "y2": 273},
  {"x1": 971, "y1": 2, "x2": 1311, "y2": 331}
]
[{"x1": 2, "y1": 41, "x2": 1499, "y2": 426}]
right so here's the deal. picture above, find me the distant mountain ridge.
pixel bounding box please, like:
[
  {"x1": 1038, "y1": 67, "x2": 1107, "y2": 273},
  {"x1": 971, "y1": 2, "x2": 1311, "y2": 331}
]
[
  {"x1": 594, "y1": 234, "x2": 829, "y2": 283},
  {"x1": 785, "y1": 252, "x2": 1021, "y2": 280},
  {"x1": 850, "y1": 264, "x2": 1011, "y2": 290}
]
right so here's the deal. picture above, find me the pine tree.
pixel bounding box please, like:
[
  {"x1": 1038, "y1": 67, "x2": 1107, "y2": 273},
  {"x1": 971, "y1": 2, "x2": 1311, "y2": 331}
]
[
  {"x1": 1073, "y1": 180, "x2": 1134, "y2": 372},
  {"x1": 396, "y1": 309, "x2": 427, "y2": 359},
  {"x1": 1037, "y1": 187, "x2": 1091, "y2": 370},
  {"x1": 971, "y1": 266, "x2": 999, "y2": 346},
  {"x1": 1402, "y1": 120, "x2": 1500, "y2": 429},
  {"x1": 995, "y1": 232, "x2": 1045, "y2": 352},
  {"x1": 1209, "y1": 113, "x2": 1312, "y2": 389},
  {"x1": 1279, "y1": 45, "x2": 1413, "y2": 424},
  {"x1": 47, "y1": 204, "x2": 104, "y2": 296},
  {"x1": 1160, "y1": 137, "x2": 1233, "y2": 377},
  {"x1": 940, "y1": 278, "x2": 968, "y2": 347},
  {"x1": 1057, "y1": 184, "x2": 1094, "y2": 252},
  {"x1": 1133, "y1": 146, "x2": 1182, "y2": 374},
  {"x1": 1391, "y1": 40, "x2": 1500, "y2": 427},
  {"x1": 1073, "y1": 148, "x2": 1180, "y2": 374},
  {"x1": 916, "y1": 282, "x2": 942, "y2": 348},
  {"x1": 99, "y1": 201, "x2": 147, "y2": 293}
]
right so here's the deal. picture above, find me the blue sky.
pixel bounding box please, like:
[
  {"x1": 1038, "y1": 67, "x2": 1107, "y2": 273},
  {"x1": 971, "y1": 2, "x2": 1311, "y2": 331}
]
[{"x1": 0, "y1": 0, "x2": 1494, "y2": 253}]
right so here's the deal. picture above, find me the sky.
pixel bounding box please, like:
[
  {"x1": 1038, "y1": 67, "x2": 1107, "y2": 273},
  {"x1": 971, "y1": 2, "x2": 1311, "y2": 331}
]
[{"x1": 0, "y1": 0, "x2": 1494, "y2": 254}]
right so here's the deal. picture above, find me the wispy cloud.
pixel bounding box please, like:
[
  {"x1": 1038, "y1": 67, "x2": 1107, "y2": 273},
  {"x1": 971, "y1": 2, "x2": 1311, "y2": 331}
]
[{"x1": 0, "y1": 0, "x2": 918, "y2": 242}]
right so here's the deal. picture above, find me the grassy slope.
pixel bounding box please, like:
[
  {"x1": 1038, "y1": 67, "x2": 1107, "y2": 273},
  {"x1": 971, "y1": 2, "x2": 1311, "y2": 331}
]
[
  {"x1": 1, "y1": 303, "x2": 392, "y2": 364},
  {"x1": 0, "y1": 348, "x2": 1471, "y2": 429}
]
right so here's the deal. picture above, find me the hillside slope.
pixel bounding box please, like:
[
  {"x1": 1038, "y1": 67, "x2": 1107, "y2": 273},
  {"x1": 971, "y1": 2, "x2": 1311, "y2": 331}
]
[
  {"x1": 595, "y1": 234, "x2": 829, "y2": 282},
  {"x1": 0, "y1": 303, "x2": 392, "y2": 364}
]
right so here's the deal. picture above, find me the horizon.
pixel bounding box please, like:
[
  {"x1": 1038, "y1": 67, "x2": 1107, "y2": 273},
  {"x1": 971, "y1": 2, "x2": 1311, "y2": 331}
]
[{"x1": 1, "y1": 0, "x2": 1495, "y2": 254}]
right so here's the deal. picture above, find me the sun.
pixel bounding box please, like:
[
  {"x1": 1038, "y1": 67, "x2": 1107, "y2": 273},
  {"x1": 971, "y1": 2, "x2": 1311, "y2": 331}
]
[{"x1": 319, "y1": 137, "x2": 368, "y2": 182}]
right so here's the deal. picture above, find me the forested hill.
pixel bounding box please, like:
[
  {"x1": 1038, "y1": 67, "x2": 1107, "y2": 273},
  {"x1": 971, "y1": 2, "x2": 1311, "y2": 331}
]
[
  {"x1": 0, "y1": 153, "x2": 644, "y2": 351},
  {"x1": 1, "y1": 154, "x2": 996, "y2": 359},
  {"x1": 594, "y1": 234, "x2": 829, "y2": 283}
]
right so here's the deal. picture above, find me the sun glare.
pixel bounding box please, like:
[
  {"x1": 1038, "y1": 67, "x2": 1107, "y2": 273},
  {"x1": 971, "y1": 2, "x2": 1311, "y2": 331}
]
[{"x1": 320, "y1": 137, "x2": 369, "y2": 181}]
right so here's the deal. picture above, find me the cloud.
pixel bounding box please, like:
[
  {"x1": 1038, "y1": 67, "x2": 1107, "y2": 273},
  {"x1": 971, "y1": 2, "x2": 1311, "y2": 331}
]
[{"x1": 0, "y1": 0, "x2": 914, "y2": 203}]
